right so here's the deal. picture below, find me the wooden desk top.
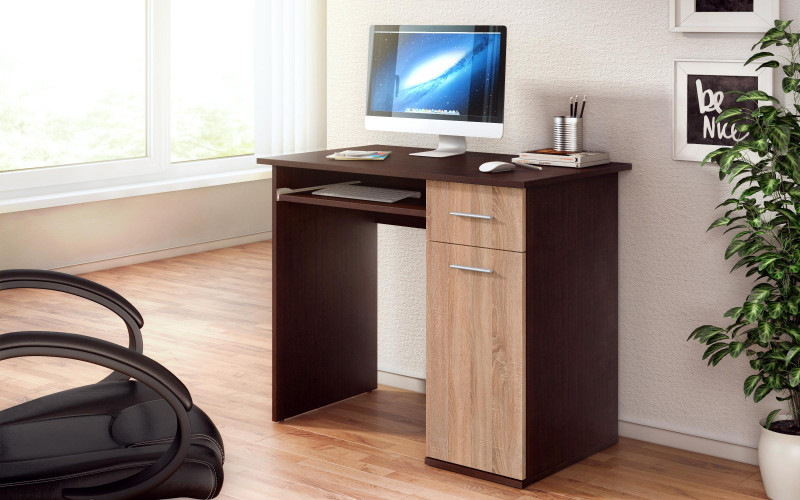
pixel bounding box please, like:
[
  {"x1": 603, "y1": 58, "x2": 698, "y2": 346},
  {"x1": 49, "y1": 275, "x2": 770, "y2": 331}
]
[{"x1": 259, "y1": 145, "x2": 631, "y2": 189}]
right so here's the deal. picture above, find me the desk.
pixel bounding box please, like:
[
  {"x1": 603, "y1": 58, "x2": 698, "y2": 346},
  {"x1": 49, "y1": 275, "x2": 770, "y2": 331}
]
[{"x1": 258, "y1": 145, "x2": 631, "y2": 488}]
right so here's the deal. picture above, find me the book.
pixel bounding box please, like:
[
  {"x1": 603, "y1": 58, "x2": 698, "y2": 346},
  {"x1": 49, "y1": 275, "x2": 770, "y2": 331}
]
[
  {"x1": 512, "y1": 156, "x2": 609, "y2": 169},
  {"x1": 519, "y1": 149, "x2": 609, "y2": 163},
  {"x1": 326, "y1": 150, "x2": 391, "y2": 161}
]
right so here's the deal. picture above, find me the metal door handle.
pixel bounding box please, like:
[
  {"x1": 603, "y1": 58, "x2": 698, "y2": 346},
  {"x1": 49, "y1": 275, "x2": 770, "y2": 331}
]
[
  {"x1": 449, "y1": 264, "x2": 493, "y2": 274},
  {"x1": 449, "y1": 211, "x2": 493, "y2": 220}
]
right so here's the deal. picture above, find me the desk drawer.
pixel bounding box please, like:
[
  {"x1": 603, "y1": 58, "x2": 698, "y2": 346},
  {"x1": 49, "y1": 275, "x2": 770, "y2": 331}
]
[
  {"x1": 426, "y1": 181, "x2": 525, "y2": 252},
  {"x1": 426, "y1": 241, "x2": 525, "y2": 479}
]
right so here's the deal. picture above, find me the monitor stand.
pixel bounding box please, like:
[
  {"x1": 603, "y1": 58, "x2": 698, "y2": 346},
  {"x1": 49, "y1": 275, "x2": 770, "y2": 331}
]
[{"x1": 410, "y1": 135, "x2": 466, "y2": 158}]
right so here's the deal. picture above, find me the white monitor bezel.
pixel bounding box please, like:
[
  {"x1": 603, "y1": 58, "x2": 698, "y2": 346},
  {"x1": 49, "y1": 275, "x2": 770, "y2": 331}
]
[{"x1": 364, "y1": 25, "x2": 506, "y2": 140}]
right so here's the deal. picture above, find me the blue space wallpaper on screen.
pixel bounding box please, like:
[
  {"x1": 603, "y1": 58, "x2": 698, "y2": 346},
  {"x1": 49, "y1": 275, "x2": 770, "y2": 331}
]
[{"x1": 369, "y1": 31, "x2": 502, "y2": 120}]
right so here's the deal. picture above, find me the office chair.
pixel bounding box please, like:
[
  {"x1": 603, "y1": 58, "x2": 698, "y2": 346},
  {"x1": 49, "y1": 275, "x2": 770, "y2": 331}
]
[{"x1": 0, "y1": 270, "x2": 224, "y2": 500}]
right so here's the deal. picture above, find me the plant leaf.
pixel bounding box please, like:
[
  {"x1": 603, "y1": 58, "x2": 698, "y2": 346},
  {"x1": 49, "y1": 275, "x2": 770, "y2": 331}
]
[
  {"x1": 709, "y1": 348, "x2": 729, "y2": 366},
  {"x1": 759, "y1": 321, "x2": 775, "y2": 344},
  {"x1": 744, "y1": 374, "x2": 761, "y2": 396},
  {"x1": 708, "y1": 216, "x2": 733, "y2": 230},
  {"x1": 717, "y1": 108, "x2": 745, "y2": 123},
  {"x1": 745, "y1": 51, "x2": 775, "y2": 66},
  {"x1": 688, "y1": 324, "x2": 724, "y2": 342},
  {"x1": 736, "y1": 90, "x2": 776, "y2": 103},
  {"x1": 784, "y1": 77, "x2": 800, "y2": 94},
  {"x1": 743, "y1": 302, "x2": 766, "y2": 323},
  {"x1": 790, "y1": 367, "x2": 800, "y2": 387},
  {"x1": 759, "y1": 175, "x2": 780, "y2": 195},
  {"x1": 766, "y1": 408, "x2": 782, "y2": 430},
  {"x1": 787, "y1": 327, "x2": 800, "y2": 343},
  {"x1": 754, "y1": 384, "x2": 772, "y2": 402},
  {"x1": 725, "y1": 239, "x2": 748, "y2": 260},
  {"x1": 748, "y1": 283, "x2": 774, "y2": 303},
  {"x1": 701, "y1": 147, "x2": 729, "y2": 167},
  {"x1": 758, "y1": 254, "x2": 780, "y2": 271},
  {"x1": 723, "y1": 306, "x2": 743, "y2": 319},
  {"x1": 703, "y1": 342, "x2": 729, "y2": 360},
  {"x1": 786, "y1": 346, "x2": 800, "y2": 366},
  {"x1": 757, "y1": 60, "x2": 780, "y2": 71}
]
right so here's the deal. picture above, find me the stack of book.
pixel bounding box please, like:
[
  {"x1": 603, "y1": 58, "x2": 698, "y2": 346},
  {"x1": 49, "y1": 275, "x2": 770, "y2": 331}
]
[
  {"x1": 511, "y1": 149, "x2": 609, "y2": 169},
  {"x1": 326, "y1": 150, "x2": 391, "y2": 161}
]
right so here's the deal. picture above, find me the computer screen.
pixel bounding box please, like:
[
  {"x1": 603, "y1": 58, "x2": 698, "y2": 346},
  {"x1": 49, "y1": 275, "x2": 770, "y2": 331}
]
[{"x1": 366, "y1": 25, "x2": 506, "y2": 124}]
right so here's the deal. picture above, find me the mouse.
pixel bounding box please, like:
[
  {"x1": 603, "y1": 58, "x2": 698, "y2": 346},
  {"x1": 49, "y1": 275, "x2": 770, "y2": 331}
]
[{"x1": 479, "y1": 161, "x2": 516, "y2": 173}]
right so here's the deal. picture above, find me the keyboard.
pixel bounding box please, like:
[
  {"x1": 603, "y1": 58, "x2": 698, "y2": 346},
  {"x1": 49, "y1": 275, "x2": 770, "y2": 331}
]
[{"x1": 312, "y1": 184, "x2": 421, "y2": 203}]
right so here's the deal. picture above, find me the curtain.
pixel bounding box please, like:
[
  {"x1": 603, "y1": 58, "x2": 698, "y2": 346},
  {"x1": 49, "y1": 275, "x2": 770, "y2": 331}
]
[{"x1": 256, "y1": 0, "x2": 326, "y2": 156}]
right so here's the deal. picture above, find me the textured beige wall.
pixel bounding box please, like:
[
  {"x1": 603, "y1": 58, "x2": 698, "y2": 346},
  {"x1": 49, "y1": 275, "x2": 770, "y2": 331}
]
[{"x1": 328, "y1": 0, "x2": 800, "y2": 449}]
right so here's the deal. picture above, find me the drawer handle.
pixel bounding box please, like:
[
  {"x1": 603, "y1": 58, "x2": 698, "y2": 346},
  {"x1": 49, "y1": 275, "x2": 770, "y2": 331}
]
[
  {"x1": 450, "y1": 264, "x2": 493, "y2": 274},
  {"x1": 449, "y1": 211, "x2": 493, "y2": 220}
]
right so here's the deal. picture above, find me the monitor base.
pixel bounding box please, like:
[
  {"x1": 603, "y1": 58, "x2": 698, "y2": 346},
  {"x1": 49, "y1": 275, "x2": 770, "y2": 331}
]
[{"x1": 410, "y1": 135, "x2": 466, "y2": 157}]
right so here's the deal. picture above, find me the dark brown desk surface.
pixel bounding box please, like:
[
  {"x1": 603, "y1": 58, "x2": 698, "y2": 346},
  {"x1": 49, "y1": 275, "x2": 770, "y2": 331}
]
[{"x1": 259, "y1": 145, "x2": 632, "y2": 188}]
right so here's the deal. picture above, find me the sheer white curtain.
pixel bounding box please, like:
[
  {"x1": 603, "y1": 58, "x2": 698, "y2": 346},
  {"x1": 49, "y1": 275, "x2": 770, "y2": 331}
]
[{"x1": 256, "y1": 0, "x2": 326, "y2": 156}]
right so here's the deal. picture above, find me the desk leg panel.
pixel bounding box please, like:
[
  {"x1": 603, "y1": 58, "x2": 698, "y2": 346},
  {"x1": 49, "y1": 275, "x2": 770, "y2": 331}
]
[{"x1": 273, "y1": 189, "x2": 378, "y2": 421}]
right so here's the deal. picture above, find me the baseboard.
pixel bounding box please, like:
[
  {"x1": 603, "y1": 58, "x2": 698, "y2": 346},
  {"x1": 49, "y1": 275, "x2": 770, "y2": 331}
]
[
  {"x1": 618, "y1": 419, "x2": 758, "y2": 465},
  {"x1": 378, "y1": 371, "x2": 426, "y2": 393},
  {"x1": 54, "y1": 232, "x2": 272, "y2": 275}
]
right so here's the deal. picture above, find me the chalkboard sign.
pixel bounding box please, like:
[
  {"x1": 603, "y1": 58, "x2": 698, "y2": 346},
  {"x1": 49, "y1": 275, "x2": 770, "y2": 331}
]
[
  {"x1": 674, "y1": 60, "x2": 771, "y2": 161},
  {"x1": 685, "y1": 74, "x2": 757, "y2": 147},
  {"x1": 695, "y1": 0, "x2": 754, "y2": 12}
]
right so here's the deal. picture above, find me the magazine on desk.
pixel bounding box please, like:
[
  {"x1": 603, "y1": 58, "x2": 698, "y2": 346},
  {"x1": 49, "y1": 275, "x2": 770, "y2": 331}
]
[{"x1": 326, "y1": 150, "x2": 391, "y2": 161}]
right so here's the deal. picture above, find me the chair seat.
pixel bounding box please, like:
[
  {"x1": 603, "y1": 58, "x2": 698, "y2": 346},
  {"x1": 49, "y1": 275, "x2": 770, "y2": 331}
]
[{"x1": 0, "y1": 381, "x2": 224, "y2": 499}]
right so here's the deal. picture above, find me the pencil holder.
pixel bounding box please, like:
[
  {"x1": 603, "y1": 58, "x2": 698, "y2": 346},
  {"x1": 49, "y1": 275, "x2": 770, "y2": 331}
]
[{"x1": 553, "y1": 116, "x2": 583, "y2": 153}]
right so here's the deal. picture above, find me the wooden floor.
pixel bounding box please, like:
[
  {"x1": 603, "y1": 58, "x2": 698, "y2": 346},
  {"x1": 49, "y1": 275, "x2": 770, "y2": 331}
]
[{"x1": 0, "y1": 241, "x2": 768, "y2": 499}]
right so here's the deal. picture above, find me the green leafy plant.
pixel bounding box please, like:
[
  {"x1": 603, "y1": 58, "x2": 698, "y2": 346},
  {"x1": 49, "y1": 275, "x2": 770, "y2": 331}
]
[{"x1": 688, "y1": 20, "x2": 800, "y2": 432}]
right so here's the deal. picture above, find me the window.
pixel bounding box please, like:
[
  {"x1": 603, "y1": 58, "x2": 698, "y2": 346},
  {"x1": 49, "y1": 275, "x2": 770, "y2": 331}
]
[
  {"x1": 0, "y1": 0, "x2": 264, "y2": 196},
  {"x1": 171, "y1": 0, "x2": 255, "y2": 163},
  {"x1": 0, "y1": 1, "x2": 147, "y2": 172}
]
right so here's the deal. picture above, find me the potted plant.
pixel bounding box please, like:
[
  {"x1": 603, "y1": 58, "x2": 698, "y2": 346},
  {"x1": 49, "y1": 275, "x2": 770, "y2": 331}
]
[{"x1": 688, "y1": 19, "x2": 800, "y2": 500}]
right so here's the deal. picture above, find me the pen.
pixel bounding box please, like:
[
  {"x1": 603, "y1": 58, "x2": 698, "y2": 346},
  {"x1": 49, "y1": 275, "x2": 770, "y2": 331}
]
[
  {"x1": 575, "y1": 95, "x2": 580, "y2": 117},
  {"x1": 512, "y1": 160, "x2": 544, "y2": 171},
  {"x1": 579, "y1": 95, "x2": 586, "y2": 118},
  {"x1": 569, "y1": 96, "x2": 574, "y2": 117}
]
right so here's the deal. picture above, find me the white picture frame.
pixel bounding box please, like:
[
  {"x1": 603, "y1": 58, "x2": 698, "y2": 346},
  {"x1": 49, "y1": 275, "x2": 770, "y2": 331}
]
[
  {"x1": 670, "y1": 0, "x2": 779, "y2": 32},
  {"x1": 673, "y1": 59, "x2": 773, "y2": 162}
]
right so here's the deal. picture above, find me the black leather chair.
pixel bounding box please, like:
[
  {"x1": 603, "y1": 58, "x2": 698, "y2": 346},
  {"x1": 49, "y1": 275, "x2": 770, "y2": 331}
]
[{"x1": 0, "y1": 270, "x2": 224, "y2": 500}]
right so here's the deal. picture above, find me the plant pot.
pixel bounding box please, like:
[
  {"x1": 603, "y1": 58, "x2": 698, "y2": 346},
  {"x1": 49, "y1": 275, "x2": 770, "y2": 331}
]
[{"x1": 758, "y1": 416, "x2": 800, "y2": 500}]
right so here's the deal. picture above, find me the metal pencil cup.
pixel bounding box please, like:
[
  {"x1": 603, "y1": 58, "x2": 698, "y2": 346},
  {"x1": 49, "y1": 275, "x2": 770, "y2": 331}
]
[{"x1": 553, "y1": 116, "x2": 583, "y2": 152}]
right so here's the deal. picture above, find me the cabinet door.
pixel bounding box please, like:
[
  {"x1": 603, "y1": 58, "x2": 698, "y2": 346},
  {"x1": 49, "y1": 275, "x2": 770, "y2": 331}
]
[{"x1": 426, "y1": 241, "x2": 526, "y2": 479}]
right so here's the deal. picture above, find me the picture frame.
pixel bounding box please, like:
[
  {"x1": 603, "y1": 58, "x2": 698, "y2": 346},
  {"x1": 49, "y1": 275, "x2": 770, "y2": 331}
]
[
  {"x1": 669, "y1": 0, "x2": 779, "y2": 32},
  {"x1": 673, "y1": 59, "x2": 773, "y2": 162}
]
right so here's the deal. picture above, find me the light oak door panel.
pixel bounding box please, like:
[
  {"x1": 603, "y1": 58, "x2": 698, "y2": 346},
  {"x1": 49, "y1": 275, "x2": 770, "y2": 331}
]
[
  {"x1": 426, "y1": 241, "x2": 526, "y2": 479},
  {"x1": 427, "y1": 181, "x2": 526, "y2": 252}
]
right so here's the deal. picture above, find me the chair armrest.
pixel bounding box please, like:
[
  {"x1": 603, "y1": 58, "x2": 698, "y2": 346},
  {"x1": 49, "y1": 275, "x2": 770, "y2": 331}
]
[
  {"x1": 0, "y1": 331, "x2": 192, "y2": 500},
  {"x1": 0, "y1": 269, "x2": 144, "y2": 382}
]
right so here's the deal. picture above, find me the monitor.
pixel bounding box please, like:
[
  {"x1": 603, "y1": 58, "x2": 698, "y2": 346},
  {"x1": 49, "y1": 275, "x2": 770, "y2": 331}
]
[{"x1": 365, "y1": 25, "x2": 507, "y2": 157}]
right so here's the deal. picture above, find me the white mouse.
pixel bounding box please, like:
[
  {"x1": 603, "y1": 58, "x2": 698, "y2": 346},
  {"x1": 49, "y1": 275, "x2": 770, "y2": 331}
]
[{"x1": 479, "y1": 161, "x2": 516, "y2": 173}]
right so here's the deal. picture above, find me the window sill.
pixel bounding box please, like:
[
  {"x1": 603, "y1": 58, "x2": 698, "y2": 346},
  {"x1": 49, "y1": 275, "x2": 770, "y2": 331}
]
[{"x1": 0, "y1": 166, "x2": 272, "y2": 215}]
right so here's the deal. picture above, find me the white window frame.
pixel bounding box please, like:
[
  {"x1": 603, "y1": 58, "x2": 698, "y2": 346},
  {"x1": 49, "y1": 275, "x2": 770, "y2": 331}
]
[{"x1": 0, "y1": 0, "x2": 271, "y2": 211}]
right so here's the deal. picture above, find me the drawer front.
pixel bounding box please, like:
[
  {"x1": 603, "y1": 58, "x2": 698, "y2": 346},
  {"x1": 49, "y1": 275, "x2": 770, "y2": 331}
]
[
  {"x1": 426, "y1": 181, "x2": 526, "y2": 252},
  {"x1": 426, "y1": 241, "x2": 526, "y2": 479}
]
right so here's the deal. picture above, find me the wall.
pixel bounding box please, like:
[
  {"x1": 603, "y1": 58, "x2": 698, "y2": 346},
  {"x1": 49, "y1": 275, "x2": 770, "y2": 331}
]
[
  {"x1": 0, "y1": 180, "x2": 271, "y2": 271},
  {"x1": 327, "y1": 0, "x2": 800, "y2": 460}
]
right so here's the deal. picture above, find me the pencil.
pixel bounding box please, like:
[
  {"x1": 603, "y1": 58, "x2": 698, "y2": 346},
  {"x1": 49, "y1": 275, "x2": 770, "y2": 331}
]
[{"x1": 579, "y1": 95, "x2": 586, "y2": 118}]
